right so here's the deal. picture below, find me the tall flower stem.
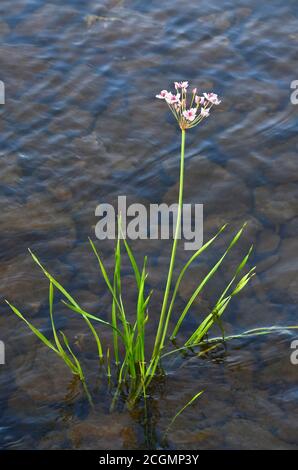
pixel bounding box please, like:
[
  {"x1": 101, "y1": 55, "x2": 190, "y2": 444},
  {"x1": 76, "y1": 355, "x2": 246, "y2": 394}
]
[{"x1": 150, "y1": 128, "x2": 186, "y2": 364}]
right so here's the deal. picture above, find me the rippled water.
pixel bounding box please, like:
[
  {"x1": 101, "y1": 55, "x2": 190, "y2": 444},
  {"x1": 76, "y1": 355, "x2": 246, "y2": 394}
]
[{"x1": 0, "y1": 0, "x2": 297, "y2": 449}]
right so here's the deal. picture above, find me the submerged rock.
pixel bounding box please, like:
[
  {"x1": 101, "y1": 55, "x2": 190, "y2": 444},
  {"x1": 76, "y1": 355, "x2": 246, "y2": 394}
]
[
  {"x1": 257, "y1": 229, "x2": 280, "y2": 254},
  {"x1": 254, "y1": 183, "x2": 298, "y2": 224},
  {"x1": 223, "y1": 418, "x2": 293, "y2": 449},
  {"x1": 163, "y1": 155, "x2": 251, "y2": 221},
  {"x1": 14, "y1": 349, "x2": 76, "y2": 404},
  {"x1": 264, "y1": 152, "x2": 298, "y2": 184},
  {"x1": 283, "y1": 217, "x2": 298, "y2": 238},
  {"x1": 69, "y1": 412, "x2": 136, "y2": 449}
]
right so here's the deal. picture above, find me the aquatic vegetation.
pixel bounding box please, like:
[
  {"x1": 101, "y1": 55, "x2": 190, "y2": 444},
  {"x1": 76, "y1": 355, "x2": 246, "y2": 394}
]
[
  {"x1": 6, "y1": 81, "x2": 296, "y2": 416},
  {"x1": 163, "y1": 390, "x2": 204, "y2": 439},
  {"x1": 84, "y1": 14, "x2": 123, "y2": 28}
]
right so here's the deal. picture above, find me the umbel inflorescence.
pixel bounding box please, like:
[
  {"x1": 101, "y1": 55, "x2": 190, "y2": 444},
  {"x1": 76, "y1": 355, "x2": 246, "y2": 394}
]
[{"x1": 156, "y1": 81, "x2": 221, "y2": 130}]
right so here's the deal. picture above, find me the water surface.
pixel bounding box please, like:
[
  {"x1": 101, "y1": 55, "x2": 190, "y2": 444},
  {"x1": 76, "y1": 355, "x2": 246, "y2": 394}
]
[{"x1": 0, "y1": 0, "x2": 297, "y2": 449}]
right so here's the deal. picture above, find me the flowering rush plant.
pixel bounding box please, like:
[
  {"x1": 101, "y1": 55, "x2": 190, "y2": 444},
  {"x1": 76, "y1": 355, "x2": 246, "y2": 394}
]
[
  {"x1": 152, "y1": 82, "x2": 223, "y2": 365},
  {"x1": 9, "y1": 79, "x2": 293, "y2": 418},
  {"x1": 156, "y1": 81, "x2": 221, "y2": 129}
]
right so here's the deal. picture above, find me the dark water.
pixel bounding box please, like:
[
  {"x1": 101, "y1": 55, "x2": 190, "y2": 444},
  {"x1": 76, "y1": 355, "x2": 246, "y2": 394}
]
[{"x1": 0, "y1": 0, "x2": 298, "y2": 449}]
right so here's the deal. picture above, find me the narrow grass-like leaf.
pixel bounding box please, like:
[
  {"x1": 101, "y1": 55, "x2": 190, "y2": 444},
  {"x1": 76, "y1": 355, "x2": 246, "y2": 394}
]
[
  {"x1": 114, "y1": 230, "x2": 137, "y2": 379},
  {"x1": 164, "y1": 224, "x2": 227, "y2": 340},
  {"x1": 29, "y1": 250, "x2": 80, "y2": 309},
  {"x1": 217, "y1": 245, "x2": 253, "y2": 305},
  {"x1": 6, "y1": 300, "x2": 59, "y2": 354},
  {"x1": 107, "y1": 347, "x2": 111, "y2": 378},
  {"x1": 111, "y1": 274, "x2": 120, "y2": 365},
  {"x1": 162, "y1": 325, "x2": 298, "y2": 359},
  {"x1": 171, "y1": 223, "x2": 247, "y2": 339},
  {"x1": 84, "y1": 314, "x2": 104, "y2": 361},
  {"x1": 134, "y1": 257, "x2": 148, "y2": 364},
  {"x1": 89, "y1": 239, "x2": 117, "y2": 300},
  {"x1": 30, "y1": 250, "x2": 105, "y2": 362},
  {"x1": 89, "y1": 237, "x2": 131, "y2": 362},
  {"x1": 163, "y1": 391, "x2": 204, "y2": 437},
  {"x1": 124, "y1": 238, "x2": 141, "y2": 287},
  {"x1": 185, "y1": 268, "x2": 256, "y2": 346},
  {"x1": 61, "y1": 301, "x2": 120, "y2": 334},
  {"x1": 6, "y1": 300, "x2": 80, "y2": 375},
  {"x1": 48, "y1": 282, "x2": 78, "y2": 371}
]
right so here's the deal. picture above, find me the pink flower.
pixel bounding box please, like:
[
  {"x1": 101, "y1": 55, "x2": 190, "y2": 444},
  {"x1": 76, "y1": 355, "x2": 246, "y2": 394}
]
[
  {"x1": 166, "y1": 92, "x2": 181, "y2": 104},
  {"x1": 156, "y1": 83, "x2": 221, "y2": 130},
  {"x1": 183, "y1": 108, "x2": 197, "y2": 122},
  {"x1": 156, "y1": 90, "x2": 168, "y2": 99},
  {"x1": 195, "y1": 95, "x2": 205, "y2": 105},
  {"x1": 200, "y1": 108, "x2": 210, "y2": 117},
  {"x1": 174, "y1": 81, "x2": 189, "y2": 89},
  {"x1": 203, "y1": 93, "x2": 221, "y2": 105}
]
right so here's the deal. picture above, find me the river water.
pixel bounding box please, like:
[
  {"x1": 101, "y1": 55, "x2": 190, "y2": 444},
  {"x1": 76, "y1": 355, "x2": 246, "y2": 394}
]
[{"x1": 0, "y1": 0, "x2": 297, "y2": 449}]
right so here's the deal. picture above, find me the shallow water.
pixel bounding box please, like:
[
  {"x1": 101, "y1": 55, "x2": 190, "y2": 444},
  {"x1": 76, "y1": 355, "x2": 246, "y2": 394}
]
[{"x1": 0, "y1": 0, "x2": 298, "y2": 449}]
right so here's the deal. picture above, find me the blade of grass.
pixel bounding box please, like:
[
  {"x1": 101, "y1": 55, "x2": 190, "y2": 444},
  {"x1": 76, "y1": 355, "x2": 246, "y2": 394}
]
[
  {"x1": 170, "y1": 223, "x2": 247, "y2": 339},
  {"x1": 217, "y1": 245, "x2": 253, "y2": 305},
  {"x1": 5, "y1": 300, "x2": 79, "y2": 375},
  {"x1": 157, "y1": 224, "x2": 227, "y2": 361},
  {"x1": 204, "y1": 245, "x2": 254, "y2": 341},
  {"x1": 6, "y1": 300, "x2": 59, "y2": 354},
  {"x1": 29, "y1": 250, "x2": 81, "y2": 309},
  {"x1": 107, "y1": 347, "x2": 111, "y2": 378},
  {"x1": 186, "y1": 268, "x2": 256, "y2": 346},
  {"x1": 60, "y1": 331, "x2": 83, "y2": 379},
  {"x1": 166, "y1": 225, "x2": 226, "y2": 325},
  {"x1": 84, "y1": 314, "x2": 104, "y2": 361},
  {"x1": 60, "y1": 331, "x2": 93, "y2": 405},
  {"x1": 134, "y1": 257, "x2": 148, "y2": 364},
  {"x1": 89, "y1": 237, "x2": 133, "y2": 366},
  {"x1": 161, "y1": 325, "x2": 298, "y2": 359},
  {"x1": 30, "y1": 250, "x2": 105, "y2": 362},
  {"x1": 121, "y1": 231, "x2": 141, "y2": 288},
  {"x1": 89, "y1": 238, "x2": 123, "y2": 314},
  {"x1": 163, "y1": 391, "x2": 204, "y2": 438},
  {"x1": 195, "y1": 270, "x2": 256, "y2": 345},
  {"x1": 111, "y1": 272, "x2": 120, "y2": 365},
  {"x1": 115, "y1": 231, "x2": 137, "y2": 378},
  {"x1": 62, "y1": 301, "x2": 118, "y2": 333},
  {"x1": 48, "y1": 282, "x2": 78, "y2": 371}
]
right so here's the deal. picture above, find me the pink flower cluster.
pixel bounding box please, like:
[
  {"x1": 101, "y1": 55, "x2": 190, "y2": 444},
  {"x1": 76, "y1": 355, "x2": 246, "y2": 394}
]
[{"x1": 156, "y1": 82, "x2": 221, "y2": 130}]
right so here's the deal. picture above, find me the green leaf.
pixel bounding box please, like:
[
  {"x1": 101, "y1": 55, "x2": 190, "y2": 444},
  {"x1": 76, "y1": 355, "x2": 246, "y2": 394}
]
[
  {"x1": 171, "y1": 224, "x2": 247, "y2": 339},
  {"x1": 163, "y1": 391, "x2": 204, "y2": 437}
]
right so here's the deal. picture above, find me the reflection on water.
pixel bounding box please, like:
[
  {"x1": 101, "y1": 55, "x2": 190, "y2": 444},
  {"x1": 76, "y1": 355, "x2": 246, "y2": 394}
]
[{"x1": 0, "y1": 0, "x2": 297, "y2": 449}]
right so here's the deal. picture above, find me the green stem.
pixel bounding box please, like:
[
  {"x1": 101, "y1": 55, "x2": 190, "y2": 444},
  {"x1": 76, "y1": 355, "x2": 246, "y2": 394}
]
[{"x1": 151, "y1": 128, "x2": 186, "y2": 363}]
